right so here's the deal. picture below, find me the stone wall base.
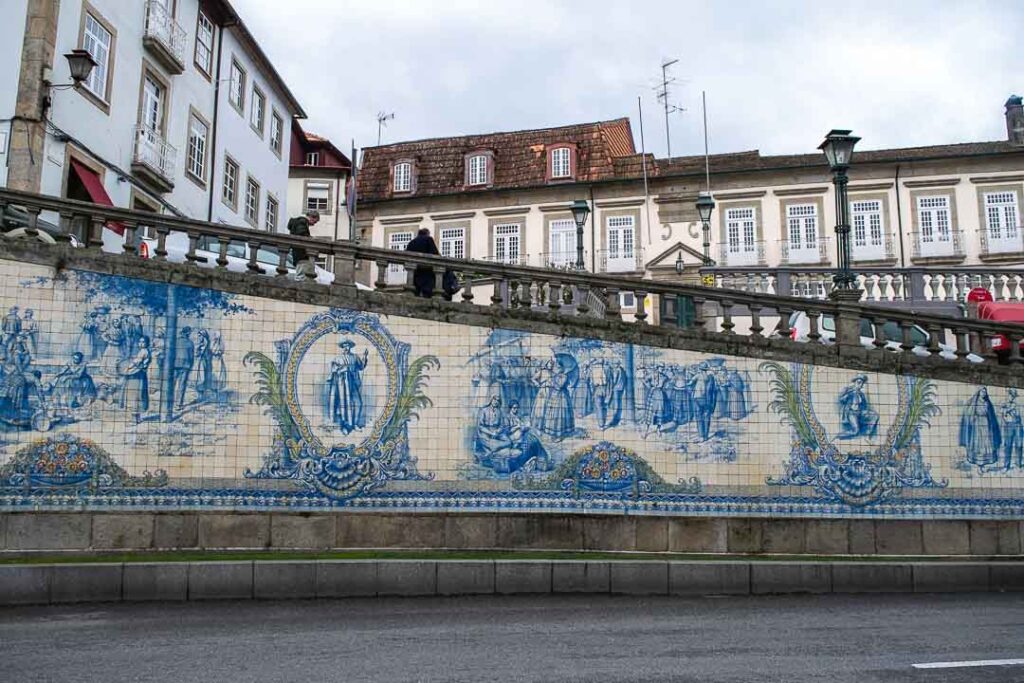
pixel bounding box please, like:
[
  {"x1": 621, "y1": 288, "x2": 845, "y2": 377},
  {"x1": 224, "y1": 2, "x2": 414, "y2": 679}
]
[{"x1": 1, "y1": 512, "x2": 1022, "y2": 556}]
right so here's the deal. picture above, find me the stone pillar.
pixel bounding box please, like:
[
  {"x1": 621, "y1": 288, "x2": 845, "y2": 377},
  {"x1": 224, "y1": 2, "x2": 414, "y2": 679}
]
[
  {"x1": 829, "y1": 288, "x2": 865, "y2": 349},
  {"x1": 8, "y1": 0, "x2": 60, "y2": 193}
]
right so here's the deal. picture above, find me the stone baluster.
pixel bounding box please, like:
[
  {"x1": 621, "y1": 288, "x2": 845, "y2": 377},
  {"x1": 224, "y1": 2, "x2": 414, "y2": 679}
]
[
  {"x1": 461, "y1": 273, "x2": 475, "y2": 303},
  {"x1": 119, "y1": 221, "x2": 136, "y2": 255},
  {"x1": 604, "y1": 287, "x2": 621, "y2": 320},
  {"x1": 775, "y1": 306, "x2": 793, "y2": 338},
  {"x1": 953, "y1": 326, "x2": 970, "y2": 361},
  {"x1": 518, "y1": 279, "x2": 531, "y2": 307},
  {"x1": 491, "y1": 278, "x2": 504, "y2": 307},
  {"x1": 576, "y1": 283, "x2": 591, "y2": 316},
  {"x1": 374, "y1": 259, "x2": 389, "y2": 289},
  {"x1": 24, "y1": 205, "x2": 41, "y2": 238},
  {"x1": 88, "y1": 214, "x2": 105, "y2": 248},
  {"x1": 548, "y1": 281, "x2": 562, "y2": 313},
  {"x1": 154, "y1": 226, "x2": 169, "y2": 260},
  {"x1": 898, "y1": 321, "x2": 916, "y2": 352},
  {"x1": 506, "y1": 279, "x2": 519, "y2": 307},
  {"x1": 691, "y1": 296, "x2": 707, "y2": 332},
  {"x1": 403, "y1": 260, "x2": 417, "y2": 295},
  {"x1": 869, "y1": 317, "x2": 886, "y2": 350},
  {"x1": 719, "y1": 299, "x2": 734, "y2": 334},
  {"x1": 1007, "y1": 332, "x2": 1024, "y2": 365},
  {"x1": 245, "y1": 241, "x2": 261, "y2": 272},
  {"x1": 806, "y1": 310, "x2": 822, "y2": 343},
  {"x1": 185, "y1": 232, "x2": 201, "y2": 265},
  {"x1": 749, "y1": 306, "x2": 763, "y2": 338},
  {"x1": 926, "y1": 323, "x2": 943, "y2": 357},
  {"x1": 633, "y1": 290, "x2": 648, "y2": 324},
  {"x1": 274, "y1": 246, "x2": 289, "y2": 277}
]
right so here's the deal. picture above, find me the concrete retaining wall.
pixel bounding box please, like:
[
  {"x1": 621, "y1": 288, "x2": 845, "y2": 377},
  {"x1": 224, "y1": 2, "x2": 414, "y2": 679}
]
[
  {"x1": 2, "y1": 559, "x2": 1022, "y2": 605},
  {"x1": 1, "y1": 512, "x2": 1022, "y2": 556}
]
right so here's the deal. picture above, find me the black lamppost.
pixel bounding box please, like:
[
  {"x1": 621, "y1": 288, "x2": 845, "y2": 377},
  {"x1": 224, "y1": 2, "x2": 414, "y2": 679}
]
[
  {"x1": 818, "y1": 129, "x2": 860, "y2": 291},
  {"x1": 570, "y1": 199, "x2": 590, "y2": 270},
  {"x1": 695, "y1": 191, "x2": 715, "y2": 266}
]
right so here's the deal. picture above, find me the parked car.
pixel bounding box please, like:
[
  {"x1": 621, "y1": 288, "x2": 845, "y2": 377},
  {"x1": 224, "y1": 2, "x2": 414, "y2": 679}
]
[{"x1": 786, "y1": 311, "x2": 982, "y2": 362}]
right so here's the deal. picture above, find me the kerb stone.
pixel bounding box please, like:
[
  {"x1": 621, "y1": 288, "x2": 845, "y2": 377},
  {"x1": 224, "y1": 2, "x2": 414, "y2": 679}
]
[
  {"x1": 831, "y1": 563, "x2": 912, "y2": 593},
  {"x1": 377, "y1": 561, "x2": 436, "y2": 596},
  {"x1": 669, "y1": 562, "x2": 750, "y2": 596},
  {"x1": 552, "y1": 562, "x2": 609, "y2": 593},
  {"x1": 188, "y1": 561, "x2": 253, "y2": 600},
  {"x1": 437, "y1": 561, "x2": 494, "y2": 596},
  {"x1": 254, "y1": 561, "x2": 317, "y2": 599},
  {"x1": 609, "y1": 562, "x2": 668, "y2": 595},
  {"x1": 123, "y1": 563, "x2": 188, "y2": 602},
  {"x1": 0, "y1": 565, "x2": 50, "y2": 605},
  {"x1": 316, "y1": 561, "x2": 377, "y2": 598},
  {"x1": 913, "y1": 563, "x2": 990, "y2": 593},
  {"x1": 751, "y1": 563, "x2": 830, "y2": 594},
  {"x1": 50, "y1": 563, "x2": 122, "y2": 603},
  {"x1": 495, "y1": 562, "x2": 551, "y2": 594}
]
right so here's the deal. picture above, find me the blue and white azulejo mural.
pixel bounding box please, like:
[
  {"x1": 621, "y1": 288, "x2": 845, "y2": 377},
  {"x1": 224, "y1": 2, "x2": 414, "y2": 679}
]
[{"x1": 0, "y1": 259, "x2": 1021, "y2": 518}]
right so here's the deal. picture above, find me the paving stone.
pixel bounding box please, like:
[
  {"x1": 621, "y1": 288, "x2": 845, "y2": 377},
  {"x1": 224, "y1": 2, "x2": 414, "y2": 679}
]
[
  {"x1": 254, "y1": 561, "x2": 317, "y2": 599},
  {"x1": 50, "y1": 563, "x2": 122, "y2": 603},
  {"x1": 609, "y1": 562, "x2": 668, "y2": 595},
  {"x1": 316, "y1": 561, "x2": 377, "y2": 598},
  {"x1": 669, "y1": 562, "x2": 750, "y2": 595},
  {"x1": 123, "y1": 563, "x2": 188, "y2": 602},
  {"x1": 188, "y1": 562, "x2": 253, "y2": 600},
  {"x1": 437, "y1": 561, "x2": 494, "y2": 596},
  {"x1": 552, "y1": 561, "x2": 610, "y2": 593},
  {"x1": 495, "y1": 562, "x2": 551, "y2": 594}
]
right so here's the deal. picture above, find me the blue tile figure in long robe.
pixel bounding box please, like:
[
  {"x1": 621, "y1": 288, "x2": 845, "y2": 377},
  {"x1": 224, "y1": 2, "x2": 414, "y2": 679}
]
[
  {"x1": 689, "y1": 362, "x2": 718, "y2": 441},
  {"x1": 1002, "y1": 389, "x2": 1023, "y2": 470},
  {"x1": 117, "y1": 335, "x2": 151, "y2": 422},
  {"x1": 960, "y1": 387, "x2": 1001, "y2": 471},
  {"x1": 535, "y1": 355, "x2": 577, "y2": 440},
  {"x1": 836, "y1": 375, "x2": 879, "y2": 440},
  {"x1": 324, "y1": 339, "x2": 368, "y2": 435}
]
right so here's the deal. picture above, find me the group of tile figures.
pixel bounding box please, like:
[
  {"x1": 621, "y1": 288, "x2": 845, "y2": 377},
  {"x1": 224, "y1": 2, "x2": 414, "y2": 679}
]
[{"x1": 0, "y1": 267, "x2": 1020, "y2": 516}]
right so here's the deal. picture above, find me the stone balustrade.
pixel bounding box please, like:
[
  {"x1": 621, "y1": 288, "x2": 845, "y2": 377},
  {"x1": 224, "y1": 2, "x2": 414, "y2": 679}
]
[{"x1": 2, "y1": 187, "x2": 1023, "y2": 373}]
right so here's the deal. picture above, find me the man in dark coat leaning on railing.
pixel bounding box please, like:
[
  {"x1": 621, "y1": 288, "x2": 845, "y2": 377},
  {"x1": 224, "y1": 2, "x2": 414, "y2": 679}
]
[{"x1": 405, "y1": 228, "x2": 440, "y2": 298}]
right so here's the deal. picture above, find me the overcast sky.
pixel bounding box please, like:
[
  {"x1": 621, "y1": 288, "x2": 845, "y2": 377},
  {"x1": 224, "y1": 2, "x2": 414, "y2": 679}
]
[{"x1": 235, "y1": 0, "x2": 1021, "y2": 159}]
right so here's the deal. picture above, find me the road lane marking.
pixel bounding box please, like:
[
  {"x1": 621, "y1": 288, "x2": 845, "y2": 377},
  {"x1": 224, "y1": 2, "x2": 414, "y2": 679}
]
[{"x1": 913, "y1": 659, "x2": 1024, "y2": 669}]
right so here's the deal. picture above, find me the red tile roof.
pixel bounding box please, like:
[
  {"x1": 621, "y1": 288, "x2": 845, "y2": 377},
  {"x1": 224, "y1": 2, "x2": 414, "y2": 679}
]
[{"x1": 358, "y1": 118, "x2": 639, "y2": 202}]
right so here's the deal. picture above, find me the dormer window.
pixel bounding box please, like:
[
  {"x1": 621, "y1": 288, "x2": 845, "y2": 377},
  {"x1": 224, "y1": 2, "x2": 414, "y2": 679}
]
[
  {"x1": 548, "y1": 145, "x2": 574, "y2": 180},
  {"x1": 468, "y1": 154, "x2": 488, "y2": 186},
  {"x1": 305, "y1": 152, "x2": 319, "y2": 166},
  {"x1": 393, "y1": 161, "x2": 413, "y2": 193}
]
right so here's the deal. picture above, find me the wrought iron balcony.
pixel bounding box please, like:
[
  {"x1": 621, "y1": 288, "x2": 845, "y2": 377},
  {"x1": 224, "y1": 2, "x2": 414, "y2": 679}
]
[
  {"x1": 779, "y1": 236, "x2": 831, "y2": 265},
  {"x1": 979, "y1": 226, "x2": 1024, "y2": 260},
  {"x1": 131, "y1": 125, "x2": 177, "y2": 193},
  {"x1": 597, "y1": 248, "x2": 644, "y2": 273},
  {"x1": 143, "y1": 1, "x2": 186, "y2": 74},
  {"x1": 910, "y1": 230, "x2": 965, "y2": 262},
  {"x1": 533, "y1": 251, "x2": 588, "y2": 271},
  {"x1": 851, "y1": 234, "x2": 897, "y2": 263},
  {"x1": 717, "y1": 241, "x2": 766, "y2": 267}
]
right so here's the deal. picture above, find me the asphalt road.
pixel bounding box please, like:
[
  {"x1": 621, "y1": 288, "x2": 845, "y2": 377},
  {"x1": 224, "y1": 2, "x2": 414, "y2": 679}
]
[{"x1": 2, "y1": 594, "x2": 1023, "y2": 682}]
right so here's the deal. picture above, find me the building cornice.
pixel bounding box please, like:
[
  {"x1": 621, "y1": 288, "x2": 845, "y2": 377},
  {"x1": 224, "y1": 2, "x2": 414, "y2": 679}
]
[
  {"x1": 969, "y1": 174, "x2": 1024, "y2": 184},
  {"x1": 483, "y1": 206, "x2": 533, "y2": 217},
  {"x1": 429, "y1": 211, "x2": 477, "y2": 220},
  {"x1": 903, "y1": 178, "x2": 961, "y2": 189},
  {"x1": 773, "y1": 186, "x2": 829, "y2": 197},
  {"x1": 379, "y1": 215, "x2": 424, "y2": 225}
]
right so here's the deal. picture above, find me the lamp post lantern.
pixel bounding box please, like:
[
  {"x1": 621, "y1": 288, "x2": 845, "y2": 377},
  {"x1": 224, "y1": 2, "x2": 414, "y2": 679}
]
[
  {"x1": 695, "y1": 191, "x2": 715, "y2": 266},
  {"x1": 570, "y1": 199, "x2": 590, "y2": 270},
  {"x1": 818, "y1": 129, "x2": 860, "y2": 291},
  {"x1": 674, "y1": 251, "x2": 684, "y2": 275},
  {"x1": 64, "y1": 49, "x2": 98, "y2": 86}
]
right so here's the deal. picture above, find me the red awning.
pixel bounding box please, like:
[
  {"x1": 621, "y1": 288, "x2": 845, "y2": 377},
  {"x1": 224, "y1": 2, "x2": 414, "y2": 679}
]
[
  {"x1": 977, "y1": 301, "x2": 1024, "y2": 323},
  {"x1": 70, "y1": 159, "x2": 124, "y2": 236}
]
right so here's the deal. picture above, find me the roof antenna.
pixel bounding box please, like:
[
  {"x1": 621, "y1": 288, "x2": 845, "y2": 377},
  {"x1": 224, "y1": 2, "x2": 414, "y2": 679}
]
[
  {"x1": 376, "y1": 111, "x2": 395, "y2": 145},
  {"x1": 654, "y1": 58, "x2": 685, "y2": 157}
]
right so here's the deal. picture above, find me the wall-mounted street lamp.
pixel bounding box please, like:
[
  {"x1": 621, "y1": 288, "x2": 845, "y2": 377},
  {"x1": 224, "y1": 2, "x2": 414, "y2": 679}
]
[
  {"x1": 570, "y1": 199, "x2": 590, "y2": 270},
  {"x1": 818, "y1": 129, "x2": 860, "y2": 291},
  {"x1": 695, "y1": 191, "x2": 715, "y2": 266},
  {"x1": 41, "y1": 50, "x2": 97, "y2": 116},
  {"x1": 674, "y1": 251, "x2": 685, "y2": 275}
]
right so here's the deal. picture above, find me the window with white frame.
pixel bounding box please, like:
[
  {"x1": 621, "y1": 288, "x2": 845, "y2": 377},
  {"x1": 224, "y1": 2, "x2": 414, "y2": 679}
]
[
  {"x1": 468, "y1": 154, "x2": 488, "y2": 185},
  {"x1": 194, "y1": 11, "x2": 214, "y2": 75},
  {"x1": 387, "y1": 231, "x2": 414, "y2": 284},
  {"x1": 548, "y1": 218, "x2": 577, "y2": 268},
  {"x1": 250, "y1": 87, "x2": 265, "y2": 134},
  {"x1": 851, "y1": 199, "x2": 885, "y2": 257},
  {"x1": 620, "y1": 291, "x2": 637, "y2": 309},
  {"x1": 724, "y1": 207, "x2": 758, "y2": 264},
  {"x1": 439, "y1": 226, "x2": 466, "y2": 260},
  {"x1": 984, "y1": 191, "x2": 1020, "y2": 243},
  {"x1": 265, "y1": 195, "x2": 279, "y2": 232},
  {"x1": 245, "y1": 176, "x2": 260, "y2": 226},
  {"x1": 305, "y1": 152, "x2": 319, "y2": 166},
  {"x1": 270, "y1": 113, "x2": 283, "y2": 155},
  {"x1": 222, "y1": 156, "x2": 239, "y2": 209},
  {"x1": 785, "y1": 204, "x2": 818, "y2": 252},
  {"x1": 140, "y1": 74, "x2": 164, "y2": 133},
  {"x1": 229, "y1": 59, "x2": 246, "y2": 111},
  {"x1": 305, "y1": 182, "x2": 330, "y2": 213},
  {"x1": 493, "y1": 223, "x2": 521, "y2": 264},
  {"x1": 605, "y1": 215, "x2": 636, "y2": 272},
  {"x1": 550, "y1": 147, "x2": 571, "y2": 179},
  {"x1": 82, "y1": 12, "x2": 112, "y2": 102},
  {"x1": 186, "y1": 113, "x2": 208, "y2": 183},
  {"x1": 393, "y1": 162, "x2": 412, "y2": 192},
  {"x1": 916, "y1": 196, "x2": 952, "y2": 256}
]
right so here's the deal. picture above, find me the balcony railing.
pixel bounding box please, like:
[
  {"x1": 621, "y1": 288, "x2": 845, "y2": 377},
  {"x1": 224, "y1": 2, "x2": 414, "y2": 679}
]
[
  {"x1": 132, "y1": 125, "x2": 177, "y2": 191},
  {"x1": 143, "y1": 1, "x2": 186, "y2": 74},
  {"x1": 851, "y1": 234, "x2": 897, "y2": 263},
  {"x1": 780, "y1": 236, "x2": 831, "y2": 265},
  {"x1": 533, "y1": 251, "x2": 587, "y2": 271},
  {"x1": 718, "y1": 241, "x2": 766, "y2": 267},
  {"x1": 910, "y1": 230, "x2": 965, "y2": 261},
  {"x1": 1, "y1": 188, "x2": 1022, "y2": 377},
  {"x1": 597, "y1": 248, "x2": 643, "y2": 273},
  {"x1": 979, "y1": 227, "x2": 1024, "y2": 258},
  {"x1": 480, "y1": 253, "x2": 528, "y2": 267}
]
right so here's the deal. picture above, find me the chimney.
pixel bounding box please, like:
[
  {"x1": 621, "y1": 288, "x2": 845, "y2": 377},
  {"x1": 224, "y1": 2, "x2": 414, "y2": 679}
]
[{"x1": 1007, "y1": 95, "x2": 1024, "y2": 145}]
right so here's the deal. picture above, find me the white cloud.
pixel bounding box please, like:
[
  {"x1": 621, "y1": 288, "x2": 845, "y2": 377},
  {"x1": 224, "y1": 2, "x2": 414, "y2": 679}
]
[{"x1": 233, "y1": 0, "x2": 1022, "y2": 157}]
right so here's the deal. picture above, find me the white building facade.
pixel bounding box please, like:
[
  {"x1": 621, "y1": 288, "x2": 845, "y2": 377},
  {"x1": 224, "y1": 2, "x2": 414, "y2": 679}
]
[{"x1": 3, "y1": 0, "x2": 304, "y2": 238}]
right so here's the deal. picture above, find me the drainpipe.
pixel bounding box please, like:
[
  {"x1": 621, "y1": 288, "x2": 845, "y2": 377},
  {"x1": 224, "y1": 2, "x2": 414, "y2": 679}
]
[
  {"x1": 589, "y1": 184, "x2": 596, "y2": 272},
  {"x1": 205, "y1": 19, "x2": 228, "y2": 222},
  {"x1": 894, "y1": 164, "x2": 905, "y2": 268}
]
